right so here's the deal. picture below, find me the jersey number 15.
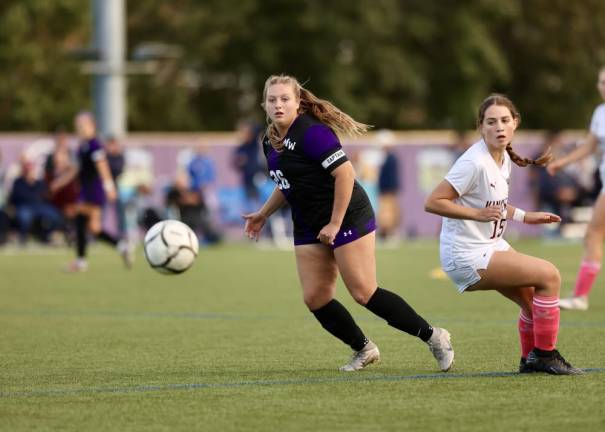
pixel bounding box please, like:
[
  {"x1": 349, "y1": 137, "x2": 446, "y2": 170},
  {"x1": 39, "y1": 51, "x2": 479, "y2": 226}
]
[{"x1": 490, "y1": 218, "x2": 506, "y2": 239}]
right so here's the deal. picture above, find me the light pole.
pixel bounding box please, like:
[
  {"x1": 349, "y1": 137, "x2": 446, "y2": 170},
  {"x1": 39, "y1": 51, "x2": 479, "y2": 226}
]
[{"x1": 92, "y1": 0, "x2": 126, "y2": 138}]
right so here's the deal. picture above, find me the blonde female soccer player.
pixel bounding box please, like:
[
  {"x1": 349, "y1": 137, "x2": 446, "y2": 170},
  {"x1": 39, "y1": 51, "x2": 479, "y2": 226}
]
[
  {"x1": 243, "y1": 74, "x2": 454, "y2": 372},
  {"x1": 547, "y1": 66, "x2": 605, "y2": 311},
  {"x1": 425, "y1": 94, "x2": 582, "y2": 375}
]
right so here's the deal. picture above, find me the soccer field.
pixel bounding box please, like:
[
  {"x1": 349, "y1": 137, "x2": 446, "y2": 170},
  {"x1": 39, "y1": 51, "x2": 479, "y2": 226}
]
[{"x1": 1, "y1": 240, "x2": 604, "y2": 431}]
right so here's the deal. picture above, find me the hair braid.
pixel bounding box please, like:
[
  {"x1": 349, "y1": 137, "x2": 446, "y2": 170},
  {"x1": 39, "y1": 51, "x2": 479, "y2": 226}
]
[{"x1": 505, "y1": 143, "x2": 552, "y2": 167}]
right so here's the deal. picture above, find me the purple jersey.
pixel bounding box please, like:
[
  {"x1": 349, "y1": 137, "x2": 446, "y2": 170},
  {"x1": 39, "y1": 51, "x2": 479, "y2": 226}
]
[
  {"x1": 77, "y1": 137, "x2": 106, "y2": 206},
  {"x1": 263, "y1": 114, "x2": 374, "y2": 246}
]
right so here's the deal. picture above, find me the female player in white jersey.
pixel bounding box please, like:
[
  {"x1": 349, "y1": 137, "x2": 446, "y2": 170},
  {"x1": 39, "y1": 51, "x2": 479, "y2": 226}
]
[
  {"x1": 547, "y1": 66, "x2": 605, "y2": 311},
  {"x1": 425, "y1": 94, "x2": 583, "y2": 375}
]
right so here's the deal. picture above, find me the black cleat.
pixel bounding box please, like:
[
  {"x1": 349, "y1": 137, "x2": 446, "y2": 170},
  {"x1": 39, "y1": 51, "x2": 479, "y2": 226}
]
[
  {"x1": 519, "y1": 357, "x2": 535, "y2": 373},
  {"x1": 526, "y1": 349, "x2": 584, "y2": 375}
]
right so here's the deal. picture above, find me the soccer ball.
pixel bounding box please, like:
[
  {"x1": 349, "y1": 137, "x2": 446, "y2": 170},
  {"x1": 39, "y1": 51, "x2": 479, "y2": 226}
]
[{"x1": 143, "y1": 220, "x2": 199, "y2": 274}]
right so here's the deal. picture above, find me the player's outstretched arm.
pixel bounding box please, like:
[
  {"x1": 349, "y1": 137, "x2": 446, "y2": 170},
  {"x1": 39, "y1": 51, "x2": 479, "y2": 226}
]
[
  {"x1": 547, "y1": 133, "x2": 598, "y2": 175},
  {"x1": 522, "y1": 211, "x2": 561, "y2": 225},
  {"x1": 506, "y1": 204, "x2": 560, "y2": 224},
  {"x1": 242, "y1": 186, "x2": 286, "y2": 241}
]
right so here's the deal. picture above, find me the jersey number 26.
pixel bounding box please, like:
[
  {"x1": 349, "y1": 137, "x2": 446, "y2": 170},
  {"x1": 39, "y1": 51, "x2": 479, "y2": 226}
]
[{"x1": 269, "y1": 170, "x2": 290, "y2": 190}]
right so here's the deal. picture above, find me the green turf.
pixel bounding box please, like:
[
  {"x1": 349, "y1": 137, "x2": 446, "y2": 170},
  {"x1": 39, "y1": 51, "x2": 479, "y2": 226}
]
[{"x1": 1, "y1": 240, "x2": 604, "y2": 431}]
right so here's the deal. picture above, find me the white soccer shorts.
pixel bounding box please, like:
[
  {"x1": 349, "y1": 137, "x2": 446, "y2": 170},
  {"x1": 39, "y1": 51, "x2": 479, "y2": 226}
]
[{"x1": 441, "y1": 238, "x2": 511, "y2": 292}]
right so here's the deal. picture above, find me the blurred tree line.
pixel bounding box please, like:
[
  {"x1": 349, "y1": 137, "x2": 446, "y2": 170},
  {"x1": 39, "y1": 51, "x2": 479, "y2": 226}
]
[{"x1": 1, "y1": 0, "x2": 604, "y2": 132}]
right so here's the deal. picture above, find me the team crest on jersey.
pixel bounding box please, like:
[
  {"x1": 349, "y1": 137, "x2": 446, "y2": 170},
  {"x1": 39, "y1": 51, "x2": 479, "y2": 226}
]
[{"x1": 283, "y1": 138, "x2": 296, "y2": 150}]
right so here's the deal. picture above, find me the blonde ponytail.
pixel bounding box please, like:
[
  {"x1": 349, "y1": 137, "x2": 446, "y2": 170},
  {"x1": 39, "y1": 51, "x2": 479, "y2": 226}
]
[{"x1": 262, "y1": 74, "x2": 371, "y2": 151}]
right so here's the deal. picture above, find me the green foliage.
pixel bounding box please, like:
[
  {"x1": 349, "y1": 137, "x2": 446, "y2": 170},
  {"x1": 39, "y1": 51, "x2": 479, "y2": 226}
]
[
  {"x1": 0, "y1": 0, "x2": 90, "y2": 131},
  {"x1": 0, "y1": 0, "x2": 604, "y2": 131}
]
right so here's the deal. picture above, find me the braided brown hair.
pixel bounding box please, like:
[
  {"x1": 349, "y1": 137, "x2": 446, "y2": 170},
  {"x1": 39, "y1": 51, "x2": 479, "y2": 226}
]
[
  {"x1": 262, "y1": 75, "x2": 371, "y2": 151},
  {"x1": 477, "y1": 94, "x2": 552, "y2": 167}
]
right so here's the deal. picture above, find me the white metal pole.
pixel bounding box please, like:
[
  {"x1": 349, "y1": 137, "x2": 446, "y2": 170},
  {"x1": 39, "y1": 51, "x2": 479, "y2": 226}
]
[{"x1": 93, "y1": 0, "x2": 126, "y2": 138}]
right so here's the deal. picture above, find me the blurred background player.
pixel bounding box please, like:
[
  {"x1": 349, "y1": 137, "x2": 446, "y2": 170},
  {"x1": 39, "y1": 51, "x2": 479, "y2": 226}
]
[
  {"x1": 425, "y1": 94, "x2": 582, "y2": 375},
  {"x1": 45, "y1": 127, "x2": 80, "y2": 244},
  {"x1": 243, "y1": 74, "x2": 454, "y2": 373},
  {"x1": 60, "y1": 112, "x2": 132, "y2": 271},
  {"x1": 104, "y1": 135, "x2": 126, "y2": 240},
  {"x1": 547, "y1": 66, "x2": 605, "y2": 311}
]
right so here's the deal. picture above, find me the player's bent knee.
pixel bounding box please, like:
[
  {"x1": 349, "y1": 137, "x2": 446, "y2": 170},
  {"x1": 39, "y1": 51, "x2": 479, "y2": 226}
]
[
  {"x1": 540, "y1": 262, "x2": 561, "y2": 295},
  {"x1": 303, "y1": 290, "x2": 332, "y2": 310},
  {"x1": 349, "y1": 288, "x2": 373, "y2": 306}
]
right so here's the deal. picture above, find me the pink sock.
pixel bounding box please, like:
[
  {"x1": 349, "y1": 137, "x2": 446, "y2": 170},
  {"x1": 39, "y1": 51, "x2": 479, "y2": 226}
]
[
  {"x1": 532, "y1": 295, "x2": 560, "y2": 351},
  {"x1": 573, "y1": 260, "x2": 601, "y2": 297},
  {"x1": 518, "y1": 310, "x2": 534, "y2": 358}
]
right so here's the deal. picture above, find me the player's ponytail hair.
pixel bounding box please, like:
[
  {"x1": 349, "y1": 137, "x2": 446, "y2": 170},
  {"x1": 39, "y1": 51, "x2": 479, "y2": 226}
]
[
  {"x1": 477, "y1": 93, "x2": 553, "y2": 167},
  {"x1": 262, "y1": 74, "x2": 371, "y2": 151}
]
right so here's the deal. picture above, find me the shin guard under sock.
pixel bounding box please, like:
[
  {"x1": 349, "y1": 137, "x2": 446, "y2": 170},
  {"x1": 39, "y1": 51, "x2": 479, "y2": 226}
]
[
  {"x1": 365, "y1": 287, "x2": 433, "y2": 342},
  {"x1": 312, "y1": 299, "x2": 368, "y2": 351},
  {"x1": 518, "y1": 309, "x2": 534, "y2": 358},
  {"x1": 532, "y1": 295, "x2": 560, "y2": 351}
]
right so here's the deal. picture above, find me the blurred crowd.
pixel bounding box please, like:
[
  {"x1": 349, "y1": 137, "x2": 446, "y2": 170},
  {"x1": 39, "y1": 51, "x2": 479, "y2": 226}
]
[
  {"x1": 0, "y1": 117, "x2": 287, "y2": 248},
  {"x1": 0, "y1": 124, "x2": 599, "y2": 248},
  {"x1": 530, "y1": 131, "x2": 601, "y2": 231}
]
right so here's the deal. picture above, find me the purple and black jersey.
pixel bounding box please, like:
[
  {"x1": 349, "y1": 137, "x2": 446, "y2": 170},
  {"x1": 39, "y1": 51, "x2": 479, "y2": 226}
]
[
  {"x1": 77, "y1": 137, "x2": 106, "y2": 206},
  {"x1": 263, "y1": 114, "x2": 375, "y2": 247}
]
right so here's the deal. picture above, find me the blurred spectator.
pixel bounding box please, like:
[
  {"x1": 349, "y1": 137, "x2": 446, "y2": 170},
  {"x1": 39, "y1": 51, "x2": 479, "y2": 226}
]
[
  {"x1": 232, "y1": 120, "x2": 264, "y2": 212},
  {"x1": 105, "y1": 135, "x2": 126, "y2": 238},
  {"x1": 0, "y1": 148, "x2": 5, "y2": 205},
  {"x1": 166, "y1": 171, "x2": 221, "y2": 245},
  {"x1": 0, "y1": 149, "x2": 9, "y2": 244},
  {"x1": 187, "y1": 142, "x2": 216, "y2": 192},
  {"x1": 186, "y1": 142, "x2": 222, "y2": 242},
  {"x1": 117, "y1": 147, "x2": 155, "y2": 235},
  {"x1": 376, "y1": 130, "x2": 401, "y2": 241},
  {"x1": 588, "y1": 167, "x2": 603, "y2": 202},
  {"x1": 8, "y1": 155, "x2": 62, "y2": 244},
  {"x1": 45, "y1": 128, "x2": 79, "y2": 242},
  {"x1": 451, "y1": 130, "x2": 473, "y2": 160},
  {"x1": 531, "y1": 131, "x2": 582, "y2": 226}
]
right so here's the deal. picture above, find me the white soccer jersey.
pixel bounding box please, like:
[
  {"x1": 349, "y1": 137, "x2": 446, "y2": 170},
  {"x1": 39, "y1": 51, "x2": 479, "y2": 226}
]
[
  {"x1": 440, "y1": 139, "x2": 512, "y2": 260},
  {"x1": 590, "y1": 103, "x2": 605, "y2": 151},
  {"x1": 590, "y1": 104, "x2": 605, "y2": 182}
]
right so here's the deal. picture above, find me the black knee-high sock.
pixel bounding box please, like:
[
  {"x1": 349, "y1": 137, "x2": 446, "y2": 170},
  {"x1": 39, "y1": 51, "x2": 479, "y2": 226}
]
[
  {"x1": 75, "y1": 214, "x2": 87, "y2": 259},
  {"x1": 365, "y1": 287, "x2": 433, "y2": 342},
  {"x1": 97, "y1": 231, "x2": 118, "y2": 247},
  {"x1": 312, "y1": 300, "x2": 368, "y2": 351}
]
